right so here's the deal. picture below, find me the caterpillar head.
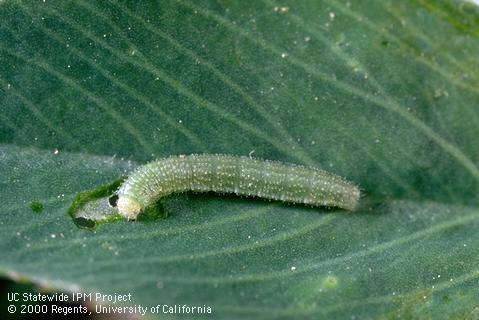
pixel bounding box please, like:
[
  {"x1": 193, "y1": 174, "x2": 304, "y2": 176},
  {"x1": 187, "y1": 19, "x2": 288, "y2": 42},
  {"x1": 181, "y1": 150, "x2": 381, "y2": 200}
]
[{"x1": 117, "y1": 196, "x2": 142, "y2": 220}]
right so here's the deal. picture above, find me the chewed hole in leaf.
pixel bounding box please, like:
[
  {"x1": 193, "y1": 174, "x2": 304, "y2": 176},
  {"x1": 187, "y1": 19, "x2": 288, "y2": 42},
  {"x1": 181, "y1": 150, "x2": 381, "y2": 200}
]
[
  {"x1": 69, "y1": 177, "x2": 167, "y2": 228},
  {"x1": 74, "y1": 217, "x2": 96, "y2": 229},
  {"x1": 73, "y1": 196, "x2": 122, "y2": 227},
  {"x1": 68, "y1": 178, "x2": 125, "y2": 229}
]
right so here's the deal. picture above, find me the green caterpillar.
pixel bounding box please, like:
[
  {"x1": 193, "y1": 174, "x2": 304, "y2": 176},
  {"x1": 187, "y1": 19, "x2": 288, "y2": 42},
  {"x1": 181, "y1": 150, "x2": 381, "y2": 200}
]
[{"x1": 117, "y1": 154, "x2": 360, "y2": 219}]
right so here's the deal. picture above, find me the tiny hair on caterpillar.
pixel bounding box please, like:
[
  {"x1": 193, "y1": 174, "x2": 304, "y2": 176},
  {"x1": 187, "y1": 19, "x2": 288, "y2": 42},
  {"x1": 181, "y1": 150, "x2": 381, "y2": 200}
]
[{"x1": 116, "y1": 154, "x2": 360, "y2": 219}]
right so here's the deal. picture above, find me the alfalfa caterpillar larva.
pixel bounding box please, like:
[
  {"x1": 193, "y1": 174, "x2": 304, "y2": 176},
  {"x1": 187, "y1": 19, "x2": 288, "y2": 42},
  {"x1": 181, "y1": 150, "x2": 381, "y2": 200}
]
[{"x1": 117, "y1": 154, "x2": 360, "y2": 219}]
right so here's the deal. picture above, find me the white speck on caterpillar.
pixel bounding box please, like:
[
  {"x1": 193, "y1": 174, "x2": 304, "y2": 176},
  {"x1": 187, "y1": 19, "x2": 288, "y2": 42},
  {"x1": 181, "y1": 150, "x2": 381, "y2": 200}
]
[{"x1": 117, "y1": 154, "x2": 360, "y2": 219}]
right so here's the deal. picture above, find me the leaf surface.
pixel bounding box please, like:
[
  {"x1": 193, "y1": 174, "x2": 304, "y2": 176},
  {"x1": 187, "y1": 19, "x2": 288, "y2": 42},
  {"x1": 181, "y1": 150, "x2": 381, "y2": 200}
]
[{"x1": 1, "y1": 0, "x2": 478, "y2": 319}]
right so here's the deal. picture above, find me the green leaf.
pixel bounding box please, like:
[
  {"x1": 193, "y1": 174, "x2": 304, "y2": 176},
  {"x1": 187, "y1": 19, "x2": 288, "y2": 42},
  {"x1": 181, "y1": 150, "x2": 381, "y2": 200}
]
[{"x1": 1, "y1": 0, "x2": 478, "y2": 319}]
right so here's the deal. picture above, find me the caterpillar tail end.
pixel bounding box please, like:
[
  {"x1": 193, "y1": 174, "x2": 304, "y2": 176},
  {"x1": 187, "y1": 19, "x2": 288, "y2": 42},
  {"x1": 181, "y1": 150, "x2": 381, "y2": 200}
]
[
  {"x1": 345, "y1": 186, "x2": 361, "y2": 211},
  {"x1": 117, "y1": 196, "x2": 142, "y2": 220}
]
